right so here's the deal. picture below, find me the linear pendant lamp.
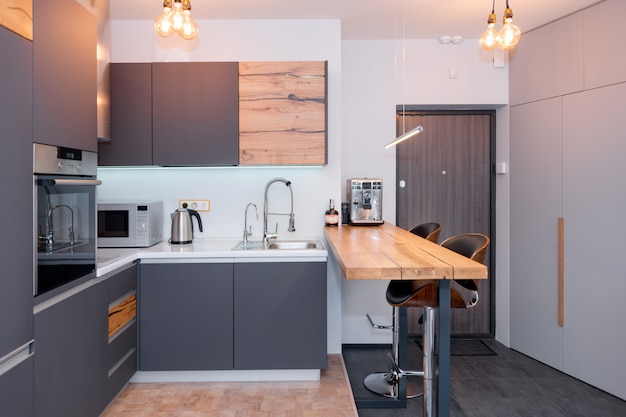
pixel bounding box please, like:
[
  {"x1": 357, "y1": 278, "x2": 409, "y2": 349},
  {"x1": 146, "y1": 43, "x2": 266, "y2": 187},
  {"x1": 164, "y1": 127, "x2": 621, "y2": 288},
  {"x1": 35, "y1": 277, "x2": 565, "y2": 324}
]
[
  {"x1": 479, "y1": 0, "x2": 521, "y2": 51},
  {"x1": 154, "y1": 0, "x2": 199, "y2": 40},
  {"x1": 384, "y1": 125, "x2": 424, "y2": 149}
]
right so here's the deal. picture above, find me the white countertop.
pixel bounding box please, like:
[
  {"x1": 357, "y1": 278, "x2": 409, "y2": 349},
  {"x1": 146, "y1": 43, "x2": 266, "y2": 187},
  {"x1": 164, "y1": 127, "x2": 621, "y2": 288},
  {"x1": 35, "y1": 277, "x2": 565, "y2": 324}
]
[{"x1": 97, "y1": 238, "x2": 327, "y2": 277}]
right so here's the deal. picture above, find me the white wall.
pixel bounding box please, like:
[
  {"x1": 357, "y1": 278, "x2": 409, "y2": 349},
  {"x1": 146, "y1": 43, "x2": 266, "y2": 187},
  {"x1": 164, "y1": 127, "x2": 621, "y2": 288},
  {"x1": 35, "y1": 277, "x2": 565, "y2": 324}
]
[
  {"x1": 104, "y1": 18, "x2": 513, "y2": 351},
  {"x1": 340, "y1": 38, "x2": 511, "y2": 344},
  {"x1": 102, "y1": 19, "x2": 344, "y2": 353}
]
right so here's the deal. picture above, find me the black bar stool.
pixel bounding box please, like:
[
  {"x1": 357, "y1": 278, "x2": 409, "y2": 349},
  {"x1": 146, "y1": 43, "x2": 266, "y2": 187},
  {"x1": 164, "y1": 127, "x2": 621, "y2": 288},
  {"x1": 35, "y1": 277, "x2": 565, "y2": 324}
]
[
  {"x1": 365, "y1": 231, "x2": 489, "y2": 417},
  {"x1": 364, "y1": 223, "x2": 441, "y2": 399}
]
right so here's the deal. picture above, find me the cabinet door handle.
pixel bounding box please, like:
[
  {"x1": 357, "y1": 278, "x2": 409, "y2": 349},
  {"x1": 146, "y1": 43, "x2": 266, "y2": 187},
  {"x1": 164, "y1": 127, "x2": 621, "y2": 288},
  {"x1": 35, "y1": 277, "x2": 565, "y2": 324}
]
[{"x1": 558, "y1": 217, "x2": 564, "y2": 327}]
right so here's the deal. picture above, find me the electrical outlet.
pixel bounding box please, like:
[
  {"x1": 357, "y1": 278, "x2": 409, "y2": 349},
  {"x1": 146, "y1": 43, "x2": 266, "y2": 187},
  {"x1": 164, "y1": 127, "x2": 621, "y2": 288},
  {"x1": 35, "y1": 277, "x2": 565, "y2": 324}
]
[{"x1": 179, "y1": 199, "x2": 210, "y2": 212}]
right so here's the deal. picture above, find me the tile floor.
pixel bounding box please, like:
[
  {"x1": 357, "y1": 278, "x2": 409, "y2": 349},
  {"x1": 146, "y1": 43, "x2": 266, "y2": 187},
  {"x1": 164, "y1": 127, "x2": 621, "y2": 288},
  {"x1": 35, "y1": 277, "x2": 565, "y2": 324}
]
[
  {"x1": 343, "y1": 339, "x2": 626, "y2": 417},
  {"x1": 103, "y1": 354, "x2": 358, "y2": 417}
]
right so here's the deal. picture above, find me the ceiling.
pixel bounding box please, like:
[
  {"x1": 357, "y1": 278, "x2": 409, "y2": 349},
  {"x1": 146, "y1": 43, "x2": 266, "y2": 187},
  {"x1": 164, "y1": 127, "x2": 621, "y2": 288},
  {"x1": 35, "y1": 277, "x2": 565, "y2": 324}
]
[{"x1": 110, "y1": 0, "x2": 603, "y2": 40}]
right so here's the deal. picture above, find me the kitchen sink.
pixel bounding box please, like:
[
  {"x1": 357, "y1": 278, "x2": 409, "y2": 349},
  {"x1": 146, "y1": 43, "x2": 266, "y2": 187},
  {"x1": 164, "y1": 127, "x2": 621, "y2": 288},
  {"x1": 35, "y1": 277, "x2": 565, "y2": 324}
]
[
  {"x1": 232, "y1": 240, "x2": 322, "y2": 250},
  {"x1": 267, "y1": 240, "x2": 320, "y2": 250}
]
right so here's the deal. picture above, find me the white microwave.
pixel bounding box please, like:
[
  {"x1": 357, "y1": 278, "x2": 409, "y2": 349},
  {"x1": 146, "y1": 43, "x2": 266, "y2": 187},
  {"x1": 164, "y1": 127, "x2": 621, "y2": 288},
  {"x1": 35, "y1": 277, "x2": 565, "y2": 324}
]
[{"x1": 97, "y1": 201, "x2": 163, "y2": 248}]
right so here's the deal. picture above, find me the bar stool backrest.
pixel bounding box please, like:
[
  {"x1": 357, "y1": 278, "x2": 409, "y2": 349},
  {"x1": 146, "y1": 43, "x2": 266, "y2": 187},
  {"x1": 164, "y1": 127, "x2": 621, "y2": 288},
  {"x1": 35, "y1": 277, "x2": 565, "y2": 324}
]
[
  {"x1": 440, "y1": 233, "x2": 490, "y2": 291},
  {"x1": 409, "y1": 222, "x2": 442, "y2": 243}
]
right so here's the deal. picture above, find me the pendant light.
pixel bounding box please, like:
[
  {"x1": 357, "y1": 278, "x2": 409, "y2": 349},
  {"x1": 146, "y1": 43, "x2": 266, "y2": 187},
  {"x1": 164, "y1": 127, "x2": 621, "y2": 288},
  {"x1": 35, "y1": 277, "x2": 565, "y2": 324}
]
[
  {"x1": 154, "y1": 0, "x2": 198, "y2": 40},
  {"x1": 479, "y1": 0, "x2": 521, "y2": 51},
  {"x1": 497, "y1": 1, "x2": 521, "y2": 50},
  {"x1": 384, "y1": 0, "x2": 425, "y2": 149},
  {"x1": 478, "y1": 0, "x2": 498, "y2": 51},
  {"x1": 384, "y1": 126, "x2": 424, "y2": 149}
]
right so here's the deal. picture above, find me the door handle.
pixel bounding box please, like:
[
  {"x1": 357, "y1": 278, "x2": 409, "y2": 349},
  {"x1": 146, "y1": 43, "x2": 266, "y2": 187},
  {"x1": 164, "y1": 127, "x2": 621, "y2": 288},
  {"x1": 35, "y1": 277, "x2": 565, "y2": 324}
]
[{"x1": 558, "y1": 217, "x2": 564, "y2": 327}]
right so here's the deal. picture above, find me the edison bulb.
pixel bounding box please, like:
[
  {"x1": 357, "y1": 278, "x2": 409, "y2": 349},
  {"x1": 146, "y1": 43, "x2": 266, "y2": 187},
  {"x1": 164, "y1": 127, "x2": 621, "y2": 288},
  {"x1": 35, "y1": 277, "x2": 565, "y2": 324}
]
[
  {"x1": 154, "y1": 7, "x2": 174, "y2": 37},
  {"x1": 479, "y1": 23, "x2": 498, "y2": 51},
  {"x1": 179, "y1": 10, "x2": 199, "y2": 40},
  {"x1": 497, "y1": 17, "x2": 521, "y2": 50},
  {"x1": 169, "y1": 1, "x2": 185, "y2": 33}
]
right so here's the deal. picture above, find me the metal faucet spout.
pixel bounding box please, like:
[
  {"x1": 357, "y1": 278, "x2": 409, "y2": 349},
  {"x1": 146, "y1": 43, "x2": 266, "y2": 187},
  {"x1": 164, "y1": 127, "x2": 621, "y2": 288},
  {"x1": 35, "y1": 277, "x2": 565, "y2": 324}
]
[
  {"x1": 243, "y1": 202, "x2": 258, "y2": 247},
  {"x1": 47, "y1": 204, "x2": 75, "y2": 247},
  {"x1": 263, "y1": 177, "x2": 296, "y2": 243}
]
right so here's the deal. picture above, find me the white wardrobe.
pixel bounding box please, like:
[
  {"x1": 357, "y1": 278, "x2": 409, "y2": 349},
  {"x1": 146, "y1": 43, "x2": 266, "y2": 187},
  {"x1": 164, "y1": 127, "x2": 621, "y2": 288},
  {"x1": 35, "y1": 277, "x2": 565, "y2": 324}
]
[{"x1": 509, "y1": 0, "x2": 626, "y2": 400}]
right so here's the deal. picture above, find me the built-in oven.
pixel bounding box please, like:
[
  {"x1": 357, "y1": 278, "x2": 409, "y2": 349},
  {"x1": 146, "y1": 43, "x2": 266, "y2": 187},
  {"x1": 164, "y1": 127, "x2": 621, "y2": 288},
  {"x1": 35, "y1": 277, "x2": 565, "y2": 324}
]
[{"x1": 34, "y1": 143, "x2": 101, "y2": 298}]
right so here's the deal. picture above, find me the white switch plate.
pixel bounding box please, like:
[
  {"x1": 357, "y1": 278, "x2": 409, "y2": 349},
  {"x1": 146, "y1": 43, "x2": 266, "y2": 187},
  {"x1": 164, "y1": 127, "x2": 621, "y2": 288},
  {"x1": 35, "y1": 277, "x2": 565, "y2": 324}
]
[{"x1": 179, "y1": 199, "x2": 210, "y2": 212}]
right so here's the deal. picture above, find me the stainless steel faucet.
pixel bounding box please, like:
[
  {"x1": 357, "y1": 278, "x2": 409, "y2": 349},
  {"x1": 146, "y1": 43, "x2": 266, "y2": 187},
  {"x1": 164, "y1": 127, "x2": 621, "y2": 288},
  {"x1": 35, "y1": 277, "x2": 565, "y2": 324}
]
[
  {"x1": 263, "y1": 177, "x2": 295, "y2": 244},
  {"x1": 46, "y1": 204, "x2": 75, "y2": 248},
  {"x1": 243, "y1": 202, "x2": 258, "y2": 248}
]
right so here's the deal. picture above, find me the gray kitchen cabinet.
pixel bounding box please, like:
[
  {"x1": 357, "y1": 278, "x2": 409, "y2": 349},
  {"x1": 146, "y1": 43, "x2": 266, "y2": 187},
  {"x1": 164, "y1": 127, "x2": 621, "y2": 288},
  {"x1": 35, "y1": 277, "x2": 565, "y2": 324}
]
[
  {"x1": 0, "y1": 24, "x2": 33, "y2": 360},
  {"x1": 233, "y1": 262, "x2": 327, "y2": 370},
  {"x1": 583, "y1": 0, "x2": 626, "y2": 89},
  {"x1": 0, "y1": 26, "x2": 34, "y2": 417},
  {"x1": 560, "y1": 83, "x2": 626, "y2": 399},
  {"x1": 33, "y1": 0, "x2": 97, "y2": 151},
  {"x1": 0, "y1": 356, "x2": 34, "y2": 417},
  {"x1": 510, "y1": 3, "x2": 626, "y2": 399},
  {"x1": 34, "y1": 284, "x2": 100, "y2": 417},
  {"x1": 99, "y1": 263, "x2": 138, "y2": 412},
  {"x1": 101, "y1": 62, "x2": 239, "y2": 166},
  {"x1": 98, "y1": 63, "x2": 153, "y2": 166},
  {"x1": 509, "y1": 11, "x2": 583, "y2": 106},
  {"x1": 152, "y1": 62, "x2": 239, "y2": 166},
  {"x1": 510, "y1": 98, "x2": 563, "y2": 370},
  {"x1": 139, "y1": 263, "x2": 234, "y2": 370}
]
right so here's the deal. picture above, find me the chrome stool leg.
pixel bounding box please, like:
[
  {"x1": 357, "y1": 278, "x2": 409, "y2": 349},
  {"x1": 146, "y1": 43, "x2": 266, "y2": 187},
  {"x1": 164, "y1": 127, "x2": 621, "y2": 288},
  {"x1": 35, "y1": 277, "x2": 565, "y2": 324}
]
[
  {"x1": 364, "y1": 307, "x2": 424, "y2": 399},
  {"x1": 422, "y1": 307, "x2": 436, "y2": 417}
]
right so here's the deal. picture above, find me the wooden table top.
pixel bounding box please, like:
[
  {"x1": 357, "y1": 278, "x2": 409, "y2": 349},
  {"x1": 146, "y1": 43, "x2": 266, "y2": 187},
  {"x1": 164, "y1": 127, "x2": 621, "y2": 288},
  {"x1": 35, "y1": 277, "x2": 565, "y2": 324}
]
[{"x1": 323, "y1": 223, "x2": 488, "y2": 281}]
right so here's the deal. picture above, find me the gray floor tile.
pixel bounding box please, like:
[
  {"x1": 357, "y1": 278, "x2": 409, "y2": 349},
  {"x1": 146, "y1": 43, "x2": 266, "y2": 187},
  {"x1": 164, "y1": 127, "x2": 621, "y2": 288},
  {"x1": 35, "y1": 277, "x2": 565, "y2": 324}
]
[{"x1": 343, "y1": 339, "x2": 626, "y2": 417}]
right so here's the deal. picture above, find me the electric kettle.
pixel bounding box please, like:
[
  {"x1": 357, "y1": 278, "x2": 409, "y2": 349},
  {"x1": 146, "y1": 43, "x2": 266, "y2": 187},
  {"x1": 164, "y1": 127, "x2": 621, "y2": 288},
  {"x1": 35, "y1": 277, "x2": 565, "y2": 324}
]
[{"x1": 170, "y1": 203, "x2": 203, "y2": 244}]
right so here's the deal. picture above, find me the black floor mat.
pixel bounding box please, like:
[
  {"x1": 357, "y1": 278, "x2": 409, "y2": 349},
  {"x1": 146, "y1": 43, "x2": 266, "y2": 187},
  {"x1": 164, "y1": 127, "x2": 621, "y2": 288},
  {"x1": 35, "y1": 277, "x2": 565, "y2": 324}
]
[{"x1": 416, "y1": 339, "x2": 496, "y2": 356}]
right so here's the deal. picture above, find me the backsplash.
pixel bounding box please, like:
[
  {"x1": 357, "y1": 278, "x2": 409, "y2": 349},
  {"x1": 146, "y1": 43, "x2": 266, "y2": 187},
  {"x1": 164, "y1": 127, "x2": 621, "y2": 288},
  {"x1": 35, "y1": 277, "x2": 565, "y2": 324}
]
[{"x1": 96, "y1": 166, "x2": 339, "y2": 241}]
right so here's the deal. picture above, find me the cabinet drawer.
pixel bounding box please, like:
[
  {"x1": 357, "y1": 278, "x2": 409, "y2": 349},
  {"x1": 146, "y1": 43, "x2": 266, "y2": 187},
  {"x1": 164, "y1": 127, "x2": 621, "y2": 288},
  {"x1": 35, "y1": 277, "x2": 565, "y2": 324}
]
[
  {"x1": 108, "y1": 321, "x2": 137, "y2": 372},
  {"x1": 105, "y1": 350, "x2": 137, "y2": 407},
  {"x1": 108, "y1": 264, "x2": 137, "y2": 303}
]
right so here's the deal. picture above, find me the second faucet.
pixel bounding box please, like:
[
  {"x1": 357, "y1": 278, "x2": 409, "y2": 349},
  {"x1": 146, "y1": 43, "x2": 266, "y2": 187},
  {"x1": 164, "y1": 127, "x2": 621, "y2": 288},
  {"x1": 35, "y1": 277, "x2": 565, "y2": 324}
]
[{"x1": 263, "y1": 177, "x2": 295, "y2": 244}]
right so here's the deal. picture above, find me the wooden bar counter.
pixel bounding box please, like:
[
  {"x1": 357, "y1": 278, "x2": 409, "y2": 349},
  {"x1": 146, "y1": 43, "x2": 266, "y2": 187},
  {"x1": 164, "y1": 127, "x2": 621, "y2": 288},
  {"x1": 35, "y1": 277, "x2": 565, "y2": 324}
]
[
  {"x1": 324, "y1": 223, "x2": 488, "y2": 417},
  {"x1": 324, "y1": 223, "x2": 487, "y2": 281}
]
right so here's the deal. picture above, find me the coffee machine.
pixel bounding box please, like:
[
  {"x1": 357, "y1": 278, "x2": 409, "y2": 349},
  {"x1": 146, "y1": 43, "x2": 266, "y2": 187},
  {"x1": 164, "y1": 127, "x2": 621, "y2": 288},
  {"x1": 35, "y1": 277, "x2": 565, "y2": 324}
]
[{"x1": 347, "y1": 178, "x2": 384, "y2": 225}]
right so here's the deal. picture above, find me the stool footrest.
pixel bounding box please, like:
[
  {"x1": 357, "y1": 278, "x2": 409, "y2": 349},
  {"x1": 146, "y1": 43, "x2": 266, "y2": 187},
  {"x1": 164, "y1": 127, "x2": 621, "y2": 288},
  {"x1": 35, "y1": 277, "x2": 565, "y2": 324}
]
[{"x1": 366, "y1": 313, "x2": 392, "y2": 330}]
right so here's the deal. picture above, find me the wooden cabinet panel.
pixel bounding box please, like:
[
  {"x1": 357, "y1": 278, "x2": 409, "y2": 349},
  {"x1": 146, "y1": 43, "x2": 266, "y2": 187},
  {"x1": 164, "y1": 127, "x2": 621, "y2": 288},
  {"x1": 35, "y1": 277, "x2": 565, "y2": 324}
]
[
  {"x1": 152, "y1": 62, "x2": 239, "y2": 166},
  {"x1": 0, "y1": 0, "x2": 32, "y2": 40},
  {"x1": 509, "y1": 12, "x2": 584, "y2": 106},
  {"x1": 33, "y1": 0, "x2": 97, "y2": 151},
  {"x1": 239, "y1": 61, "x2": 327, "y2": 165},
  {"x1": 98, "y1": 63, "x2": 153, "y2": 166}
]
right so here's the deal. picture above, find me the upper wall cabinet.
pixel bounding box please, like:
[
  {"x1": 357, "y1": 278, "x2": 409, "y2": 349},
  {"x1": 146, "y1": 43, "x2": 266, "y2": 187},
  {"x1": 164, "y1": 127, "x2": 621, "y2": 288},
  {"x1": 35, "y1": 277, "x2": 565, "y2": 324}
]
[
  {"x1": 0, "y1": 0, "x2": 32, "y2": 40},
  {"x1": 98, "y1": 63, "x2": 153, "y2": 166},
  {"x1": 509, "y1": 12, "x2": 584, "y2": 106},
  {"x1": 33, "y1": 0, "x2": 97, "y2": 151},
  {"x1": 152, "y1": 62, "x2": 239, "y2": 166},
  {"x1": 583, "y1": 0, "x2": 626, "y2": 89},
  {"x1": 239, "y1": 61, "x2": 327, "y2": 165}
]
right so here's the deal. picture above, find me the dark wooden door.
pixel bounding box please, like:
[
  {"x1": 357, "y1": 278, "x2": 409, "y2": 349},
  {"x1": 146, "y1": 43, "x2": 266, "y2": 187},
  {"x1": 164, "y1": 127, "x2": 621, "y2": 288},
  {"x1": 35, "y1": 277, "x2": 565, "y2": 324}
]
[{"x1": 396, "y1": 111, "x2": 494, "y2": 336}]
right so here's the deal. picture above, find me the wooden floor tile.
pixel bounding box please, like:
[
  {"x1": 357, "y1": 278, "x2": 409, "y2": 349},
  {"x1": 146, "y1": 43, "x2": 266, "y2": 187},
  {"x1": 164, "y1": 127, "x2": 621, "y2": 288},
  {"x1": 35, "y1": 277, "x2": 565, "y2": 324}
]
[{"x1": 103, "y1": 355, "x2": 358, "y2": 417}]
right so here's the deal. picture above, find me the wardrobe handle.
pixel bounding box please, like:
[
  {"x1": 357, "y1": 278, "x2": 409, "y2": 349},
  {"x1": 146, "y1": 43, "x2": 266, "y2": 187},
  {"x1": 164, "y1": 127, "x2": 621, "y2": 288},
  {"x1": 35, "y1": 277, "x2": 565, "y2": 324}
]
[{"x1": 558, "y1": 217, "x2": 564, "y2": 327}]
